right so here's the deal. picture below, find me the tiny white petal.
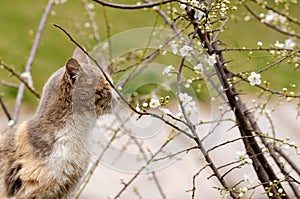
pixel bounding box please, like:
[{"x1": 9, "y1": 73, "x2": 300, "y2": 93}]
[
  {"x1": 8, "y1": 120, "x2": 15, "y2": 127},
  {"x1": 204, "y1": 54, "x2": 217, "y2": 66}
]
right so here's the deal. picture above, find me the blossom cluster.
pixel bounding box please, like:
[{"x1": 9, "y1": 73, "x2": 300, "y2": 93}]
[
  {"x1": 178, "y1": 92, "x2": 197, "y2": 115},
  {"x1": 204, "y1": 54, "x2": 217, "y2": 66},
  {"x1": 170, "y1": 41, "x2": 193, "y2": 57},
  {"x1": 263, "y1": 10, "x2": 286, "y2": 26},
  {"x1": 135, "y1": 96, "x2": 172, "y2": 116},
  {"x1": 274, "y1": 38, "x2": 296, "y2": 49},
  {"x1": 179, "y1": 0, "x2": 205, "y2": 20},
  {"x1": 135, "y1": 99, "x2": 161, "y2": 112}
]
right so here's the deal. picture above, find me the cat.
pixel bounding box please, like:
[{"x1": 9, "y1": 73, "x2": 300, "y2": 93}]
[{"x1": 0, "y1": 47, "x2": 118, "y2": 199}]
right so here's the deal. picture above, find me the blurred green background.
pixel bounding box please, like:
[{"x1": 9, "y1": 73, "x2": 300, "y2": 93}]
[{"x1": 0, "y1": 0, "x2": 299, "y2": 111}]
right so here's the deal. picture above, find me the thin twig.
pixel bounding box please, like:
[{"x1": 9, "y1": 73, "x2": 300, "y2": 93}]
[
  {"x1": 250, "y1": 0, "x2": 300, "y2": 26},
  {"x1": 191, "y1": 164, "x2": 211, "y2": 199},
  {"x1": 274, "y1": 146, "x2": 300, "y2": 175},
  {"x1": 0, "y1": 96, "x2": 12, "y2": 121},
  {"x1": 82, "y1": 0, "x2": 100, "y2": 42},
  {"x1": 245, "y1": 4, "x2": 300, "y2": 38},
  {"x1": 153, "y1": 146, "x2": 199, "y2": 162},
  {"x1": 0, "y1": 61, "x2": 40, "y2": 98},
  {"x1": 0, "y1": 80, "x2": 19, "y2": 88},
  {"x1": 221, "y1": 47, "x2": 295, "y2": 52},
  {"x1": 92, "y1": 0, "x2": 175, "y2": 10},
  {"x1": 258, "y1": 49, "x2": 300, "y2": 73},
  {"x1": 13, "y1": 0, "x2": 54, "y2": 122}
]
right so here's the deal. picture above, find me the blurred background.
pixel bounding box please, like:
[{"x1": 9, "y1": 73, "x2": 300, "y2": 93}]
[
  {"x1": 0, "y1": 1, "x2": 300, "y2": 198},
  {"x1": 0, "y1": 0, "x2": 299, "y2": 111}
]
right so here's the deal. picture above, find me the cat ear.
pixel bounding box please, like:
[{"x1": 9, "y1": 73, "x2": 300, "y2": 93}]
[
  {"x1": 72, "y1": 47, "x2": 89, "y2": 64},
  {"x1": 65, "y1": 58, "x2": 81, "y2": 84}
]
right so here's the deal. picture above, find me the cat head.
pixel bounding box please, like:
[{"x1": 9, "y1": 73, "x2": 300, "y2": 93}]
[
  {"x1": 66, "y1": 47, "x2": 119, "y2": 116},
  {"x1": 37, "y1": 47, "x2": 118, "y2": 121}
]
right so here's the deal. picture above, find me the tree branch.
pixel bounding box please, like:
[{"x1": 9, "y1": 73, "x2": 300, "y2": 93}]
[
  {"x1": 245, "y1": 4, "x2": 300, "y2": 39},
  {"x1": 92, "y1": 0, "x2": 176, "y2": 10},
  {"x1": 0, "y1": 60, "x2": 40, "y2": 98}
]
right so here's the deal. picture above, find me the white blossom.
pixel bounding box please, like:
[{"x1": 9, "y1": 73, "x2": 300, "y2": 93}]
[
  {"x1": 194, "y1": 63, "x2": 204, "y2": 74},
  {"x1": 179, "y1": 0, "x2": 188, "y2": 9},
  {"x1": 194, "y1": 10, "x2": 204, "y2": 20},
  {"x1": 269, "y1": 192, "x2": 274, "y2": 197},
  {"x1": 149, "y1": 99, "x2": 160, "y2": 108},
  {"x1": 184, "y1": 100, "x2": 197, "y2": 114},
  {"x1": 274, "y1": 40, "x2": 284, "y2": 48},
  {"x1": 180, "y1": 3, "x2": 187, "y2": 9},
  {"x1": 180, "y1": 45, "x2": 193, "y2": 57},
  {"x1": 243, "y1": 158, "x2": 253, "y2": 165},
  {"x1": 247, "y1": 72, "x2": 261, "y2": 86},
  {"x1": 235, "y1": 151, "x2": 248, "y2": 160},
  {"x1": 176, "y1": 112, "x2": 183, "y2": 119},
  {"x1": 171, "y1": 42, "x2": 178, "y2": 54},
  {"x1": 243, "y1": 174, "x2": 254, "y2": 185},
  {"x1": 185, "y1": 79, "x2": 192, "y2": 88},
  {"x1": 88, "y1": 3, "x2": 95, "y2": 9},
  {"x1": 160, "y1": 108, "x2": 172, "y2": 115},
  {"x1": 179, "y1": 92, "x2": 192, "y2": 103},
  {"x1": 178, "y1": 93, "x2": 197, "y2": 115},
  {"x1": 264, "y1": 10, "x2": 286, "y2": 25},
  {"x1": 284, "y1": 38, "x2": 296, "y2": 49},
  {"x1": 190, "y1": 0, "x2": 199, "y2": 7},
  {"x1": 257, "y1": 41, "x2": 263, "y2": 47},
  {"x1": 244, "y1": 15, "x2": 251, "y2": 21},
  {"x1": 204, "y1": 54, "x2": 217, "y2": 66},
  {"x1": 102, "y1": 42, "x2": 109, "y2": 50},
  {"x1": 162, "y1": 65, "x2": 174, "y2": 76},
  {"x1": 264, "y1": 11, "x2": 275, "y2": 23},
  {"x1": 84, "y1": 22, "x2": 91, "y2": 28}
]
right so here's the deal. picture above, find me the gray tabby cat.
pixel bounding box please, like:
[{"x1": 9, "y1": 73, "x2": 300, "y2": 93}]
[{"x1": 0, "y1": 47, "x2": 117, "y2": 199}]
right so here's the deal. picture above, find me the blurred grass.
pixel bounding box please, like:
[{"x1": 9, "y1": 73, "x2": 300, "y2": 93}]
[{"x1": 0, "y1": 0, "x2": 299, "y2": 110}]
